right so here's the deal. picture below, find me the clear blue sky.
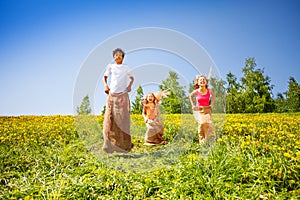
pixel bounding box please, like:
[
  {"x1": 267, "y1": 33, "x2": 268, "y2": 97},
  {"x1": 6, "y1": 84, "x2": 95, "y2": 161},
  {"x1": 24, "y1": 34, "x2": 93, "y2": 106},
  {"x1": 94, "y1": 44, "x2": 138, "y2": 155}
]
[{"x1": 0, "y1": 0, "x2": 299, "y2": 116}]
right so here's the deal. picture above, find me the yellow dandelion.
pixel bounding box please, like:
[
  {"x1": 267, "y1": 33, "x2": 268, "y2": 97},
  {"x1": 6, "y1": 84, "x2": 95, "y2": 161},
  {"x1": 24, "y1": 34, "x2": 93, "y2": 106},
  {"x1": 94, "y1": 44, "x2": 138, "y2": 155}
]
[{"x1": 283, "y1": 152, "x2": 292, "y2": 158}]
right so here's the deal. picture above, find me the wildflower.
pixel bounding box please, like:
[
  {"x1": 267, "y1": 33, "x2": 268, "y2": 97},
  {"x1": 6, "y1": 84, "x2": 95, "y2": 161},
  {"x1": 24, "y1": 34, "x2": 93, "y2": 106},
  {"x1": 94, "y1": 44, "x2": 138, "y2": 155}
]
[
  {"x1": 283, "y1": 152, "x2": 292, "y2": 158},
  {"x1": 243, "y1": 173, "x2": 248, "y2": 179}
]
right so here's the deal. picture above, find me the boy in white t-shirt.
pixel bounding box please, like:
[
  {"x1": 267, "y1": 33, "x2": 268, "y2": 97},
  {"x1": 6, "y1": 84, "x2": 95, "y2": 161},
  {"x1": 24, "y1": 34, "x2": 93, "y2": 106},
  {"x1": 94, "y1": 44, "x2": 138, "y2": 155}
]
[
  {"x1": 102, "y1": 48, "x2": 134, "y2": 153},
  {"x1": 103, "y1": 48, "x2": 134, "y2": 94}
]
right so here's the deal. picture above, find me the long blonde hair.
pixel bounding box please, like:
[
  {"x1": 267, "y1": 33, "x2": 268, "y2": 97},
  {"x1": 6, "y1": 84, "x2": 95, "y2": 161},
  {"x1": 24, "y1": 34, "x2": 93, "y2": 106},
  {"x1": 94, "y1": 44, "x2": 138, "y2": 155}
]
[
  {"x1": 194, "y1": 75, "x2": 209, "y2": 89},
  {"x1": 141, "y1": 90, "x2": 170, "y2": 115},
  {"x1": 142, "y1": 93, "x2": 157, "y2": 115}
]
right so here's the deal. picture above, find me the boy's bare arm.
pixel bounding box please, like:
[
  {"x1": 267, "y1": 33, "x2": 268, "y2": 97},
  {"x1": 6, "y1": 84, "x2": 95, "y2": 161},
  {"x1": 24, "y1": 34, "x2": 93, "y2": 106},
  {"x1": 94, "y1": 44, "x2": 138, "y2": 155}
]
[
  {"x1": 126, "y1": 76, "x2": 134, "y2": 92},
  {"x1": 103, "y1": 76, "x2": 110, "y2": 94}
]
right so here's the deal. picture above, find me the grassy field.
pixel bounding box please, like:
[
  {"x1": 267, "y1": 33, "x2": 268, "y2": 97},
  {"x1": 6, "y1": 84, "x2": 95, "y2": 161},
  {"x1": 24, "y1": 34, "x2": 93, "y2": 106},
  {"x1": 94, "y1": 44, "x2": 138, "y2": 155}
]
[{"x1": 0, "y1": 113, "x2": 299, "y2": 199}]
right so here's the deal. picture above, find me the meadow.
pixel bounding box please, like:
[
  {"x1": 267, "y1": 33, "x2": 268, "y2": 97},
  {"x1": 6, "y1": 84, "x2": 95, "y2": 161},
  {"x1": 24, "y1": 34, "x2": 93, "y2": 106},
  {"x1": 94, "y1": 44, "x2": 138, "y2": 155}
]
[{"x1": 0, "y1": 113, "x2": 299, "y2": 199}]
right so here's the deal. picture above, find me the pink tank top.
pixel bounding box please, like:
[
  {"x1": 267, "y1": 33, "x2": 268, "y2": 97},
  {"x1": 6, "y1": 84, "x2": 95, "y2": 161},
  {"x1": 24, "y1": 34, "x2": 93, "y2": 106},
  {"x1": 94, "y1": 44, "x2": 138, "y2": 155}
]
[{"x1": 196, "y1": 89, "x2": 210, "y2": 106}]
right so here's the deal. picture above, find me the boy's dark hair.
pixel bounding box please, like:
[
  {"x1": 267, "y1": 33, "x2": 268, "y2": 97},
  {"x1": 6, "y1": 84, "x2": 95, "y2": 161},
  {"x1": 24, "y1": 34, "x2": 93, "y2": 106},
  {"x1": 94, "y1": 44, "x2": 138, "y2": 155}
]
[{"x1": 113, "y1": 48, "x2": 125, "y2": 58}]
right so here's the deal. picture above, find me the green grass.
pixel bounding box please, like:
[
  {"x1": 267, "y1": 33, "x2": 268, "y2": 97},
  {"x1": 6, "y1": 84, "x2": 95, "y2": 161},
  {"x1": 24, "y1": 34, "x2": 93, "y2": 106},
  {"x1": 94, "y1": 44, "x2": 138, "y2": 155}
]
[{"x1": 0, "y1": 114, "x2": 299, "y2": 199}]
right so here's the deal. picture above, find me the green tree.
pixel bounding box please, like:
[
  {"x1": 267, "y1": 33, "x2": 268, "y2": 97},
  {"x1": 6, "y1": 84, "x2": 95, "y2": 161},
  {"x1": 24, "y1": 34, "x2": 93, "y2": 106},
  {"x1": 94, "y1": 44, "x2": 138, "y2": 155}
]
[
  {"x1": 285, "y1": 77, "x2": 300, "y2": 112},
  {"x1": 131, "y1": 85, "x2": 144, "y2": 114},
  {"x1": 188, "y1": 81, "x2": 196, "y2": 107},
  {"x1": 101, "y1": 106, "x2": 106, "y2": 115},
  {"x1": 210, "y1": 77, "x2": 226, "y2": 113},
  {"x1": 240, "y1": 58, "x2": 275, "y2": 113},
  {"x1": 159, "y1": 71, "x2": 191, "y2": 113},
  {"x1": 77, "y1": 95, "x2": 92, "y2": 115},
  {"x1": 225, "y1": 72, "x2": 244, "y2": 113},
  {"x1": 274, "y1": 93, "x2": 287, "y2": 113}
]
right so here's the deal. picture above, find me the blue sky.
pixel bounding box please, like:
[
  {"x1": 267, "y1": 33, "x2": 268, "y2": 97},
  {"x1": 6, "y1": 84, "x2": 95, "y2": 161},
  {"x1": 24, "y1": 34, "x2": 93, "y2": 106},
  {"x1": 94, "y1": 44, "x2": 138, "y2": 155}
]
[{"x1": 0, "y1": 0, "x2": 299, "y2": 116}]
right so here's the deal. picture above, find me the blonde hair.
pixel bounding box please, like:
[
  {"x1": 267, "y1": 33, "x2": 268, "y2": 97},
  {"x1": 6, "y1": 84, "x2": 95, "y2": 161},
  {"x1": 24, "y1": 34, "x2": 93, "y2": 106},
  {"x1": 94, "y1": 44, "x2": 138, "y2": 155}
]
[
  {"x1": 194, "y1": 75, "x2": 209, "y2": 89},
  {"x1": 142, "y1": 93, "x2": 158, "y2": 115}
]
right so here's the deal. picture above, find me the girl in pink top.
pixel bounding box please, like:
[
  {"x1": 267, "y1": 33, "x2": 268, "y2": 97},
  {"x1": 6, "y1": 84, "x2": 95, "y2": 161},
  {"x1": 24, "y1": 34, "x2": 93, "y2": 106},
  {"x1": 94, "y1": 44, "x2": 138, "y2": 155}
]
[
  {"x1": 189, "y1": 75, "x2": 216, "y2": 143},
  {"x1": 196, "y1": 88, "x2": 211, "y2": 107}
]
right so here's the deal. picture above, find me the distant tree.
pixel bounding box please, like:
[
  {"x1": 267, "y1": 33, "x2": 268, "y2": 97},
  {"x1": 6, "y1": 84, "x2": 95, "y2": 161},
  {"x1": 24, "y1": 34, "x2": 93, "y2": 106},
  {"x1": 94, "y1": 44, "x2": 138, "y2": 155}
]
[
  {"x1": 131, "y1": 85, "x2": 144, "y2": 114},
  {"x1": 226, "y1": 72, "x2": 244, "y2": 113},
  {"x1": 188, "y1": 81, "x2": 196, "y2": 107},
  {"x1": 210, "y1": 77, "x2": 226, "y2": 113},
  {"x1": 101, "y1": 106, "x2": 106, "y2": 115},
  {"x1": 240, "y1": 58, "x2": 275, "y2": 113},
  {"x1": 274, "y1": 93, "x2": 287, "y2": 113},
  {"x1": 77, "y1": 95, "x2": 92, "y2": 115},
  {"x1": 159, "y1": 71, "x2": 191, "y2": 113},
  {"x1": 285, "y1": 77, "x2": 300, "y2": 112}
]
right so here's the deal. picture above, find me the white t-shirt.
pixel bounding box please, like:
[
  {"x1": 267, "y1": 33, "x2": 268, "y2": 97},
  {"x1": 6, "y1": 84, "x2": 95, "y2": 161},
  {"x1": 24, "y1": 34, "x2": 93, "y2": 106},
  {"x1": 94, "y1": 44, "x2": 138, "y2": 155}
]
[{"x1": 104, "y1": 63, "x2": 133, "y2": 94}]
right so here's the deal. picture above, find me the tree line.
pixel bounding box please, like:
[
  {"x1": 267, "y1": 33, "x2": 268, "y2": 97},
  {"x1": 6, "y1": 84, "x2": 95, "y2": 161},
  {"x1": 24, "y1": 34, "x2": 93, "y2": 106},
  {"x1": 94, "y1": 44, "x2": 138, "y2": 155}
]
[
  {"x1": 77, "y1": 57, "x2": 299, "y2": 115},
  {"x1": 131, "y1": 57, "x2": 300, "y2": 114}
]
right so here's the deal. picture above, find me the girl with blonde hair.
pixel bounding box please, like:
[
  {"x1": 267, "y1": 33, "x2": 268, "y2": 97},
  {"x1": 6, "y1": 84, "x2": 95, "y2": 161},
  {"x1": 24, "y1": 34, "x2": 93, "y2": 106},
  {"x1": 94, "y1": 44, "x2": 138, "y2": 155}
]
[
  {"x1": 189, "y1": 75, "x2": 215, "y2": 143},
  {"x1": 142, "y1": 90, "x2": 169, "y2": 145}
]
